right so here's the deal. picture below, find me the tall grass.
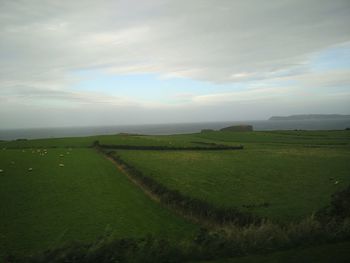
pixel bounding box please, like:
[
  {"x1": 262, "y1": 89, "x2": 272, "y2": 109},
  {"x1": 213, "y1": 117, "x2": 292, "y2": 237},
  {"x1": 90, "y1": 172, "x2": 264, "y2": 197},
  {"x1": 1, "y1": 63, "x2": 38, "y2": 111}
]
[{"x1": 10, "y1": 216, "x2": 350, "y2": 263}]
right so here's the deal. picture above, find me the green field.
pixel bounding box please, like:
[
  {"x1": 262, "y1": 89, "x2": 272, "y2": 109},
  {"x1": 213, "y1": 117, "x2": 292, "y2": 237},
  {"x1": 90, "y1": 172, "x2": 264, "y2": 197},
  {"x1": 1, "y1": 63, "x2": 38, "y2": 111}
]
[
  {"x1": 0, "y1": 130, "x2": 349, "y2": 260},
  {"x1": 1, "y1": 130, "x2": 349, "y2": 149},
  {"x1": 0, "y1": 148, "x2": 196, "y2": 256},
  {"x1": 209, "y1": 241, "x2": 350, "y2": 263},
  {"x1": 0, "y1": 133, "x2": 206, "y2": 149},
  {"x1": 196, "y1": 130, "x2": 350, "y2": 147},
  {"x1": 115, "y1": 132, "x2": 350, "y2": 221}
]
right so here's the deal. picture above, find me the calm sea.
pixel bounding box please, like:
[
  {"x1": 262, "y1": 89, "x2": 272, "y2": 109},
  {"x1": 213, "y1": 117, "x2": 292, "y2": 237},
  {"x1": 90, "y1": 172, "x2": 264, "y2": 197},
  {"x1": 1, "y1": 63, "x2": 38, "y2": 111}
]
[{"x1": 1, "y1": 119, "x2": 350, "y2": 141}]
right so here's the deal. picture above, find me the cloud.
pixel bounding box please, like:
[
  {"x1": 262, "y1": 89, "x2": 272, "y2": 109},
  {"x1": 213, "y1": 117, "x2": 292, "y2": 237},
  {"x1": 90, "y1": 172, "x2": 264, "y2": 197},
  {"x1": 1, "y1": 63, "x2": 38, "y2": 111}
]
[
  {"x1": 192, "y1": 87, "x2": 292, "y2": 105},
  {"x1": 1, "y1": 0, "x2": 350, "y2": 87},
  {"x1": 0, "y1": 85, "x2": 138, "y2": 107},
  {"x1": 290, "y1": 69, "x2": 350, "y2": 88},
  {"x1": 1, "y1": 0, "x2": 350, "y2": 128}
]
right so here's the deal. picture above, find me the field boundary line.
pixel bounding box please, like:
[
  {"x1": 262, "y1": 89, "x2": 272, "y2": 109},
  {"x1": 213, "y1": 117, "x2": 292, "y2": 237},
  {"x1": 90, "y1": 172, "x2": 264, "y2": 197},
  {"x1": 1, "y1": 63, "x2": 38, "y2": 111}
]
[
  {"x1": 95, "y1": 145, "x2": 261, "y2": 228},
  {"x1": 98, "y1": 144, "x2": 243, "y2": 151}
]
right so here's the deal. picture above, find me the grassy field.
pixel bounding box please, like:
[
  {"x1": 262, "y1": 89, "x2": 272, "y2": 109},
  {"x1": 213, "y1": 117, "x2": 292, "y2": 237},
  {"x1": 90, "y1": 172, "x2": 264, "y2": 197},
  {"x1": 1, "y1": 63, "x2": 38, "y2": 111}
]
[
  {"x1": 1, "y1": 130, "x2": 348, "y2": 149},
  {"x1": 116, "y1": 131, "x2": 350, "y2": 222},
  {"x1": 208, "y1": 241, "x2": 350, "y2": 263},
  {"x1": 196, "y1": 130, "x2": 350, "y2": 147},
  {"x1": 0, "y1": 148, "x2": 196, "y2": 257},
  {"x1": 0, "y1": 130, "x2": 349, "y2": 259},
  {"x1": 0, "y1": 133, "x2": 208, "y2": 149}
]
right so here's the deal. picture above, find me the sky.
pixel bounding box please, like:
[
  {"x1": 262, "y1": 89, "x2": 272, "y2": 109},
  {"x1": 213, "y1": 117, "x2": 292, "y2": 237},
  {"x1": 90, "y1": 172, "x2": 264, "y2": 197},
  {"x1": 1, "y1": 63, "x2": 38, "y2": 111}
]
[{"x1": 1, "y1": 0, "x2": 350, "y2": 129}]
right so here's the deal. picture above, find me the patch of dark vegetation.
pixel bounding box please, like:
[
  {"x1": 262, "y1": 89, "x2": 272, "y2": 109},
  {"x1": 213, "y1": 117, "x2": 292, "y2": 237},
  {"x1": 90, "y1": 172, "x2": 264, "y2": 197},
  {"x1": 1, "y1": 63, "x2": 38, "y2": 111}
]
[
  {"x1": 118, "y1": 133, "x2": 144, "y2": 136},
  {"x1": 242, "y1": 202, "x2": 270, "y2": 209},
  {"x1": 220, "y1": 125, "x2": 253, "y2": 132},
  {"x1": 98, "y1": 143, "x2": 243, "y2": 151},
  {"x1": 9, "y1": 216, "x2": 350, "y2": 263},
  {"x1": 316, "y1": 185, "x2": 350, "y2": 222},
  {"x1": 190, "y1": 141, "x2": 228, "y2": 147}
]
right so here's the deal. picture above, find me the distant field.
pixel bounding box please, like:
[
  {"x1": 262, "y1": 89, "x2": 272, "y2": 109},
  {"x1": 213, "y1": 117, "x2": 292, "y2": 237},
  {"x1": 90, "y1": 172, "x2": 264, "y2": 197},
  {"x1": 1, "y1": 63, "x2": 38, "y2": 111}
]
[
  {"x1": 1, "y1": 130, "x2": 349, "y2": 149},
  {"x1": 196, "y1": 130, "x2": 350, "y2": 148},
  {"x1": 0, "y1": 148, "x2": 196, "y2": 256},
  {"x1": 116, "y1": 132, "x2": 350, "y2": 221},
  {"x1": 0, "y1": 133, "x2": 205, "y2": 148}
]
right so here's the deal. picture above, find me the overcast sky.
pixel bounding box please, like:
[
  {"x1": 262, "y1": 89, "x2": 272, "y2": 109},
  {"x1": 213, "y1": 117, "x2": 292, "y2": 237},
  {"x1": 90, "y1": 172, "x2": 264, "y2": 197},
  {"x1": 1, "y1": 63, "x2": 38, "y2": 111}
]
[{"x1": 1, "y1": 0, "x2": 350, "y2": 128}]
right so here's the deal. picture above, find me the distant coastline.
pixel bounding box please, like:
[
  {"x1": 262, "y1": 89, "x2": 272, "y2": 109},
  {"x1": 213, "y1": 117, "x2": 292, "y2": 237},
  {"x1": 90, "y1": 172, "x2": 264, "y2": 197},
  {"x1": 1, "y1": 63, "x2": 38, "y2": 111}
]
[
  {"x1": 269, "y1": 114, "x2": 350, "y2": 121},
  {"x1": 1, "y1": 118, "x2": 350, "y2": 141}
]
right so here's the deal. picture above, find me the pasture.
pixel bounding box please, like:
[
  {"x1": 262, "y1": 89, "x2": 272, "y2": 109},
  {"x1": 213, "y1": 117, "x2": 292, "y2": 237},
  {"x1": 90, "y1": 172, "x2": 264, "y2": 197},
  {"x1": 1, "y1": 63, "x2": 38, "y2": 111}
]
[
  {"x1": 115, "y1": 131, "x2": 350, "y2": 221},
  {"x1": 211, "y1": 241, "x2": 350, "y2": 263},
  {"x1": 0, "y1": 130, "x2": 349, "y2": 260},
  {"x1": 0, "y1": 148, "x2": 196, "y2": 257}
]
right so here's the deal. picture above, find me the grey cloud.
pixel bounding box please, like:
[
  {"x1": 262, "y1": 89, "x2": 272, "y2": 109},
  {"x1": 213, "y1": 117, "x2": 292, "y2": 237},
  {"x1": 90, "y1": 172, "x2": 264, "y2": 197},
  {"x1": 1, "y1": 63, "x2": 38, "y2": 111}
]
[
  {"x1": 0, "y1": 85, "x2": 137, "y2": 106},
  {"x1": 1, "y1": 0, "x2": 350, "y2": 128},
  {"x1": 1, "y1": 0, "x2": 350, "y2": 86}
]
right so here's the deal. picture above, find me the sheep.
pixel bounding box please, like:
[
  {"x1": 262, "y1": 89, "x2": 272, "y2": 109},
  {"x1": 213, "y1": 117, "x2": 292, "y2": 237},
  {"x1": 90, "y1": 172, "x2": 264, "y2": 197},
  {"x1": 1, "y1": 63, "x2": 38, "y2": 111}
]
[
  {"x1": 0, "y1": 169, "x2": 3, "y2": 173},
  {"x1": 28, "y1": 168, "x2": 33, "y2": 172},
  {"x1": 59, "y1": 164, "x2": 64, "y2": 167}
]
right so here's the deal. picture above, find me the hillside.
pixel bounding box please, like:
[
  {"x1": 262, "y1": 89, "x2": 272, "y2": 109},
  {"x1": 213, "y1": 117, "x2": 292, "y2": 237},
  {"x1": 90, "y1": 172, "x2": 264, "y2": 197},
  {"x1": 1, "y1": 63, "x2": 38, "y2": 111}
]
[{"x1": 1, "y1": 130, "x2": 349, "y2": 262}]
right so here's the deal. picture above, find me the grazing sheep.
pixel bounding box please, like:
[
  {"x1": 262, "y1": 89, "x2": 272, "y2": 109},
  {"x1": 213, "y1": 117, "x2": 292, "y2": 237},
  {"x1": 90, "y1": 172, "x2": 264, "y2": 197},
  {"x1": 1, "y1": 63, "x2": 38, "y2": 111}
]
[
  {"x1": 59, "y1": 154, "x2": 64, "y2": 157},
  {"x1": 0, "y1": 169, "x2": 3, "y2": 173},
  {"x1": 28, "y1": 168, "x2": 33, "y2": 172},
  {"x1": 335, "y1": 181, "x2": 339, "y2": 185},
  {"x1": 59, "y1": 164, "x2": 64, "y2": 167}
]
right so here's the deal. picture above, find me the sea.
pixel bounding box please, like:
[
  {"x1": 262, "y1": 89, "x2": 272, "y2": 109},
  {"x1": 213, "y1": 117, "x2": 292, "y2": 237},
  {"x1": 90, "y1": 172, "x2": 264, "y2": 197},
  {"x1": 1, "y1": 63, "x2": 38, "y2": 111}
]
[{"x1": 1, "y1": 119, "x2": 350, "y2": 141}]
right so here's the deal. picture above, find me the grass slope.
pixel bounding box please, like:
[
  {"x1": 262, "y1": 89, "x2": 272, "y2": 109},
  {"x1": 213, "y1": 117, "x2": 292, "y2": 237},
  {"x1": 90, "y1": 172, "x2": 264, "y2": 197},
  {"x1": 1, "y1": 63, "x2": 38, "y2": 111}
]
[
  {"x1": 210, "y1": 241, "x2": 350, "y2": 263},
  {"x1": 116, "y1": 144, "x2": 350, "y2": 221},
  {"x1": 0, "y1": 134, "x2": 205, "y2": 149},
  {"x1": 0, "y1": 148, "x2": 196, "y2": 257},
  {"x1": 196, "y1": 130, "x2": 350, "y2": 149},
  {"x1": 2, "y1": 130, "x2": 348, "y2": 149}
]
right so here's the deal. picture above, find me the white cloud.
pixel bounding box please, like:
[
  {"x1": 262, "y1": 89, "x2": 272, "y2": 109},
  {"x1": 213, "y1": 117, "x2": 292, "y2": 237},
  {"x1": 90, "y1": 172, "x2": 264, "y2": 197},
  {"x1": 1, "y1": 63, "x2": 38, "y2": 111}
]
[
  {"x1": 192, "y1": 87, "x2": 292, "y2": 105},
  {"x1": 291, "y1": 69, "x2": 350, "y2": 88},
  {"x1": 1, "y1": 0, "x2": 350, "y2": 128},
  {"x1": 1, "y1": 0, "x2": 350, "y2": 86}
]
